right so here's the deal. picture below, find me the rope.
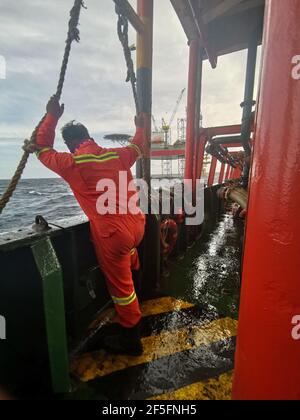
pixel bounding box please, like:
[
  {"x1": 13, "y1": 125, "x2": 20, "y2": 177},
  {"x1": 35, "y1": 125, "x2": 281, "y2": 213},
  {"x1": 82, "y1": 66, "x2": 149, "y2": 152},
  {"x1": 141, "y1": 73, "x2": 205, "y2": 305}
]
[
  {"x1": 0, "y1": 0, "x2": 86, "y2": 215},
  {"x1": 117, "y1": 11, "x2": 139, "y2": 115},
  {"x1": 116, "y1": 8, "x2": 147, "y2": 181}
]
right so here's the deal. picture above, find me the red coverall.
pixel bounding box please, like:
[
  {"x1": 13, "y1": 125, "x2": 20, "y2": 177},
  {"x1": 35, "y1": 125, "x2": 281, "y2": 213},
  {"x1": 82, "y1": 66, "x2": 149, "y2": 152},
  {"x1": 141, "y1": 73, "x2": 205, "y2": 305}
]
[{"x1": 36, "y1": 113, "x2": 145, "y2": 328}]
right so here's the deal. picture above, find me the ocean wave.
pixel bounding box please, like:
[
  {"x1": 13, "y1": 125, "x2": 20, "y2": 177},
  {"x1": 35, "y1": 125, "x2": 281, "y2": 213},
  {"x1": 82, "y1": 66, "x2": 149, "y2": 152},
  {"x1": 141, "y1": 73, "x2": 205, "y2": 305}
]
[
  {"x1": 41, "y1": 197, "x2": 78, "y2": 207},
  {"x1": 28, "y1": 190, "x2": 45, "y2": 196},
  {"x1": 53, "y1": 192, "x2": 74, "y2": 198},
  {"x1": 1, "y1": 179, "x2": 82, "y2": 233}
]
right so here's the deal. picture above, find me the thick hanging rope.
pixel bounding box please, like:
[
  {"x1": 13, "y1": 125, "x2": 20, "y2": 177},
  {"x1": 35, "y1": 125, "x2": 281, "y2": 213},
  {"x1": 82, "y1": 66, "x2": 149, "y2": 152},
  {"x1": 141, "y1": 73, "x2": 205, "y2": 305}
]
[
  {"x1": 116, "y1": 11, "x2": 139, "y2": 115},
  {"x1": 116, "y1": 8, "x2": 147, "y2": 181},
  {"x1": 0, "y1": 0, "x2": 86, "y2": 215}
]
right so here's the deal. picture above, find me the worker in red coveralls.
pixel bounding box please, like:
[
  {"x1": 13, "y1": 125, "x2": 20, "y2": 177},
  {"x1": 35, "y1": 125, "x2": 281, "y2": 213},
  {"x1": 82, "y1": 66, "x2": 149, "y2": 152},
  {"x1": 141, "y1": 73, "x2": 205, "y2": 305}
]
[{"x1": 35, "y1": 95, "x2": 145, "y2": 356}]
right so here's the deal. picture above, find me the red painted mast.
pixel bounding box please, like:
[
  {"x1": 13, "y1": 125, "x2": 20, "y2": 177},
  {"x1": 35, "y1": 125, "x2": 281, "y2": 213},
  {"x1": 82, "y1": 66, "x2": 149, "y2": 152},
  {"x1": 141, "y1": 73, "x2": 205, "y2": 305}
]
[
  {"x1": 184, "y1": 39, "x2": 199, "y2": 186},
  {"x1": 233, "y1": 0, "x2": 300, "y2": 400},
  {"x1": 136, "y1": 0, "x2": 153, "y2": 184},
  {"x1": 193, "y1": 55, "x2": 204, "y2": 188}
]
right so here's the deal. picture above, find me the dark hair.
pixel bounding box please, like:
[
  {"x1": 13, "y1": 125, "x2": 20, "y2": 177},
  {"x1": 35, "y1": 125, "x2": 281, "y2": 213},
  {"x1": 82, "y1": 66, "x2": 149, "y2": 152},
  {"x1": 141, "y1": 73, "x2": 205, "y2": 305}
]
[{"x1": 61, "y1": 121, "x2": 90, "y2": 148}]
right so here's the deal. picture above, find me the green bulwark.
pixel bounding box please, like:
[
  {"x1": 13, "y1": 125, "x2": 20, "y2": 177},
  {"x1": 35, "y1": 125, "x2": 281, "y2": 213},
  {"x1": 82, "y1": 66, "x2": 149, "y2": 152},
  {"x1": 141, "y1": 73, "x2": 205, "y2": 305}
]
[{"x1": 32, "y1": 238, "x2": 70, "y2": 394}]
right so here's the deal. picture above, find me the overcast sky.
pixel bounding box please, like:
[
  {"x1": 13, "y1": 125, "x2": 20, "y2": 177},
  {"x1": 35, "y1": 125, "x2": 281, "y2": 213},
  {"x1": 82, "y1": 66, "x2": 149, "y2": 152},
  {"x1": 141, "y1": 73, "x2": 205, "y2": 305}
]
[{"x1": 0, "y1": 0, "x2": 259, "y2": 179}]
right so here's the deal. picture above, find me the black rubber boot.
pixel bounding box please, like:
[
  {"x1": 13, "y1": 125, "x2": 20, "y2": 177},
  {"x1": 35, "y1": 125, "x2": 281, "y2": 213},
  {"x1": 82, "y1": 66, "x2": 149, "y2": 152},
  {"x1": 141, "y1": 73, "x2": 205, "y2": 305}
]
[
  {"x1": 73, "y1": 323, "x2": 123, "y2": 356},
  {"x1": 103, "y1": 321, "x2": 143, "y2": 357}
]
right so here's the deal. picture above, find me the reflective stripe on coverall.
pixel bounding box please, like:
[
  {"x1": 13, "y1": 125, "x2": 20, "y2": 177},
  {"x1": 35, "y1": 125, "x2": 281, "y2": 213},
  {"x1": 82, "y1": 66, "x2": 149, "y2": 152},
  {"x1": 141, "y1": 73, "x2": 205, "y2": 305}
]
[{"x1": 36, "y1": 113, "x2": 145, "y2": 328}]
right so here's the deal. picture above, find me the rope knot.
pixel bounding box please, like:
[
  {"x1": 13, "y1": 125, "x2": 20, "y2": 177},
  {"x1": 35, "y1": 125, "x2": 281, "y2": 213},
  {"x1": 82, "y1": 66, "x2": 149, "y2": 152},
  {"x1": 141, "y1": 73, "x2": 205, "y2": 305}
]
[
  {"x1": 23, "y1": 139, "x2": 38, "y2": 154},
  {"x1": 68, "y1": 0, "x2": 86, "y2": 42}
]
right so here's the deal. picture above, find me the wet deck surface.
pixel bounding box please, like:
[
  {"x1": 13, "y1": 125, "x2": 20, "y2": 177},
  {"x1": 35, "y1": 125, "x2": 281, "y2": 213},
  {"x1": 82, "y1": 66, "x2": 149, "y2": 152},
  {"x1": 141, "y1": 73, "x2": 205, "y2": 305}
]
[{"x1": 70, "y1": 213, "x2": 243, "y2": 400}]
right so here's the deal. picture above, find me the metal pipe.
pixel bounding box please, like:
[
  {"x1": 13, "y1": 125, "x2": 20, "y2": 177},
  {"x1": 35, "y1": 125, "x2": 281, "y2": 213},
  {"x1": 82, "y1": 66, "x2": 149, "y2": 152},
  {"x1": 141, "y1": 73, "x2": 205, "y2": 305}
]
[
  {"x1": 220, "y1": 143, "x2": 243, "y2": 148},
  {"x1": 206, "y1": 124, "x2": 242, "y2": 137},
  {"x1": 185, "y1": 39, "x2": 199, "y2": 184},
  {"x1": 193, "y1": 53, "x2": 203, "y2": 188},
  {"x1": 211, "y1": 135, "x2": 242, "y2": 146},
  {"x1": 217, "y1": 187, "x2": 248, "y2": 210},
  {"x1": 136, "y1": 0, "x2": 158, "y2": 298},
  {"x1": 207, "y1": 157, "x2": 217, "y2": 186},
  {"x1": 225, "y1": 164, "x2": 231, "y2": 180},
  {"x1": 195, "y1": 134, "x2": 207, "y2": 182},
  {"x1": 187, "y1": 0, "x2": 217, "y2": 69},
  {"x1": 241, "y1": 34, "x2": 258, "y2": 156},
  {"x1": 218, "y1": 163, "x2": 225, "y2": 184},
  {"x1": 136, "y1": 0, "x2": 153, "y2": 184},
  {"x1": 229, "y1": 189, "x2": 247, "y2": 208}
]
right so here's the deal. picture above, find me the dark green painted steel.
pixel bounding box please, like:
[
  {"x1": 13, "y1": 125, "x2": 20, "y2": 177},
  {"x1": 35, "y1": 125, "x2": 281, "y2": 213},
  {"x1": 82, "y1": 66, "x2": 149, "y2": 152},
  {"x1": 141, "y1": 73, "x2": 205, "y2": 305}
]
[{"x1": 32, "y1": 238, "x2": 70, "y2": 394}]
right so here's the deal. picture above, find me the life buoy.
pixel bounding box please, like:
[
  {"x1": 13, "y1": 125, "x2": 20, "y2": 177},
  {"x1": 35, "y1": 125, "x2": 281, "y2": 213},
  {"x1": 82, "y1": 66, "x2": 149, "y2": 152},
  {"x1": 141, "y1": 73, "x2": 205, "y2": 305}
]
[{"x1": 160, "y1": 219, "x2": 178, "y2": 256}]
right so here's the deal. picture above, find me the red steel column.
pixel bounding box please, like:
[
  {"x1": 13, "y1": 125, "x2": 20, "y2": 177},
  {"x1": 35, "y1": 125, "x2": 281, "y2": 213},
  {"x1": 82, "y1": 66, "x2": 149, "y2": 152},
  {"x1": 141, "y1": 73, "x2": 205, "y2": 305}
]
[
  {"x1": 193, "y1": 54, "x2": 203, "y2": 188},
  {"x1": 194, "y1": 133, "x2": 206, "y2": 182},
  {"x1": 185, "y1": 40, "x2": 199, "y2": 185},
  {"x1": 136, "y1": 0, "x2": 153, "y2": 184},
  {"x1": 224, "y1": 164, "x2": 231, "y2": 181},
  {"x1": 233, "y1": 0, "x2": 300, "y2": 400},
  {"x1": 229, "y1": 166, "x2": 235, "y2": 180},
  {"x1": 233, "y1": 166, "x2": 242, "y2": 179},
  {"x1": 207, "y1": 157, "x2": 217, "y2": 186},
  {"x1": 136, "y1": 0, "x2": 155, "y2": 295},
  {"x1": 218, "y1": 163, "x2": 225, "y2": 184}
]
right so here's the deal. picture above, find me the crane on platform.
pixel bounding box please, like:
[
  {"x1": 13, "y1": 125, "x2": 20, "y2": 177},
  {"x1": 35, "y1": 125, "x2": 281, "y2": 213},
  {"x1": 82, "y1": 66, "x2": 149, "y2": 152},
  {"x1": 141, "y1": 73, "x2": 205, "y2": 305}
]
[
  {"x1": 162, "y1": 88, "x2": 186, "y2": 144},
  {"x1": 151, "y1": 115, "x2": 159, "y2": 133}
]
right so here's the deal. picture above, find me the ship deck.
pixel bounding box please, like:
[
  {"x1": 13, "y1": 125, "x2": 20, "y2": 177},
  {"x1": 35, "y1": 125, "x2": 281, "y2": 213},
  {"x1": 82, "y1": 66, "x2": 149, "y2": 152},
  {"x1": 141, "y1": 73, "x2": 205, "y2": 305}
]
[{"x1": 69, "y1": 211, "x2": 242, "y2": 400}]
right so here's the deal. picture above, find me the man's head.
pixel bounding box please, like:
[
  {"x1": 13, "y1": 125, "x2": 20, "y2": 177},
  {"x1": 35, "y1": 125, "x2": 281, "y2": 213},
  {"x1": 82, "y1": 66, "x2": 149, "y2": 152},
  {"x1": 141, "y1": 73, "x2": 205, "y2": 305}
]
[{"x1": 61, "y1": 120, "x2": 90, "y2": 152}]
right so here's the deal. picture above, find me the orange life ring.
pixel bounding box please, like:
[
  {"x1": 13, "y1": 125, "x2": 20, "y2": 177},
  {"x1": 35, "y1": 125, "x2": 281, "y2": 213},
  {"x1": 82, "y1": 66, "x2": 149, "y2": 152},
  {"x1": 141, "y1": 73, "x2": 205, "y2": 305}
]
[{"x1": 160, "y1": 219, "x2": 178, "y2": 256}]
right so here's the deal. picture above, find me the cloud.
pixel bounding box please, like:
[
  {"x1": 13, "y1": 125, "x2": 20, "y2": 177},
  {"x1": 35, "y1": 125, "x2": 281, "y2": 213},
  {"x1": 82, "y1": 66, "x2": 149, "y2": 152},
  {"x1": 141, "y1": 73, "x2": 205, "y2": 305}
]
[{"x1": 0, "y1": 0, "x2": 259, "y2": 179}]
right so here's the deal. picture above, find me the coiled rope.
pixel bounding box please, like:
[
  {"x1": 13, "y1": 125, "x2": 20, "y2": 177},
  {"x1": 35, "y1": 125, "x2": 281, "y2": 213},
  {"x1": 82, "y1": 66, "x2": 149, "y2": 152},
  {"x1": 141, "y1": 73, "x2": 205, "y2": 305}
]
[{"x1": 0, "y1": 0, "x2": 86, "y2": 214}]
